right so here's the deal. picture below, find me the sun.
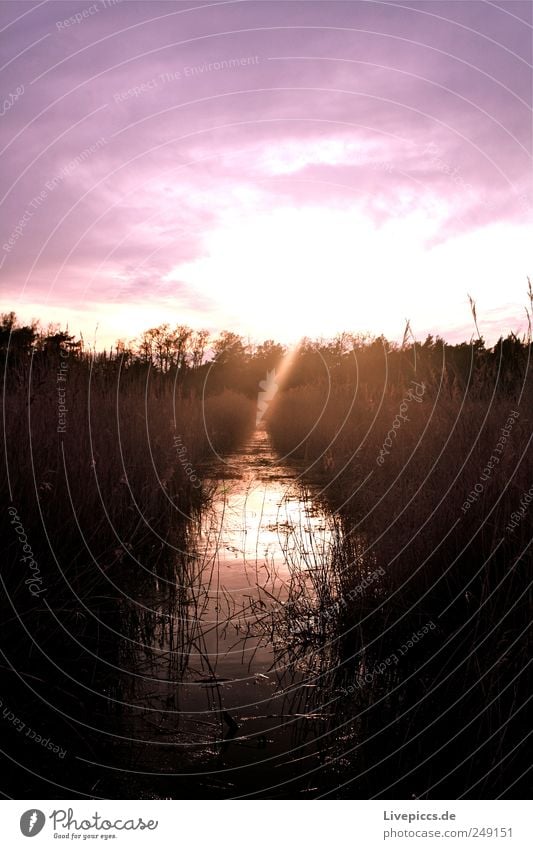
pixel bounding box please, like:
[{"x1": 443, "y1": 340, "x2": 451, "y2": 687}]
[{"x1": 163, "y1": 204, "x2": 437, "y2": 340}]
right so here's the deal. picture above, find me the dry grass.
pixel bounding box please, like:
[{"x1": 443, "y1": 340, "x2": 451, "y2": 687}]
[
  {"x1": 266, "y1": 353, "x2": 533, "y2": 795},
  {"x1": 1, "y1": 356, "x2": 256, "y2": 603},
  {"x1": 269, "y1": 372, "x2": 532, "y2": 606}
]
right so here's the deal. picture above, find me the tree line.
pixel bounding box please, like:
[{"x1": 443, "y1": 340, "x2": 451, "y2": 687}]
[{"x1": 1, "y1": 310, "x2": 530, "y2": 399}]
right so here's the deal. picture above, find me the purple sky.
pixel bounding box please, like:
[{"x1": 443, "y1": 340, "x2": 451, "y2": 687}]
[{"x1": 1, "y1": 0, "x2": 531, "y2": 347}]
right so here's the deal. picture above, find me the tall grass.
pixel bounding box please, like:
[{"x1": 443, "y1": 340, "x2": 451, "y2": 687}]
[
  {"x1": 266, "y1": 346, "x2": 533, "y2": 796},
  {"x1": 268, "y1": 371, "x2": 532, "y2": 607},
  {"x1": 0, "y1": 348, "x2": 256, "y2": 796},
  {"x1": 2, "y1": 356, "x2": 255, "y2": 584}
]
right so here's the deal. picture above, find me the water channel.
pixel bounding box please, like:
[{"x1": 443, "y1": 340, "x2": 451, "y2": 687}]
[{"x1": 97, "y1": 428, "x2": 360, "y2": 798}]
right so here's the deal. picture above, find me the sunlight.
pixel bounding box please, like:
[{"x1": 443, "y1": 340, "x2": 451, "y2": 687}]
[
  {"x1": 162, "y1": 205, "x2": 531, "y2": 343},
  {"x1": 254, "y1": 339, "x2": 301, "y2": 430},
  {"x1": 164, "y1": 205, "x2": 441, "y2": 340}
]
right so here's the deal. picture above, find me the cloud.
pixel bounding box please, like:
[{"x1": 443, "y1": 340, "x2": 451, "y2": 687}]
[{"x1": 1, "y1": 0, "x2": 530, "y2": 346}]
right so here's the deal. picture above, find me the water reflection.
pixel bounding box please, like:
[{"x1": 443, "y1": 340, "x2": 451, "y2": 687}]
[{"x1": 101, "y1": 429, "x2": 357, "y2": 797}]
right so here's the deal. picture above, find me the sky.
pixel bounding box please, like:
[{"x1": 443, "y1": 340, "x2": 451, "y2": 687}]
[{"x1": 0, "y1": 0, "x2": 531, "y2": 348}]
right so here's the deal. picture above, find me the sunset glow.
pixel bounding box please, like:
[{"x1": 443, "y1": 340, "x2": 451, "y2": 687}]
[{"x1": 1, "y1": 1, "x2": 531, "y2": 344}]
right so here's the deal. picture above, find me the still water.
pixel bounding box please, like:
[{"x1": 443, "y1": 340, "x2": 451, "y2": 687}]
[{"x1": 99, "y1": 429, "x2": 357, "y2": 798}]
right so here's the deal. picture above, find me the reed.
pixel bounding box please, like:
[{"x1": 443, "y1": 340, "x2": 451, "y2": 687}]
[{"x1": 265, "y1": 339, "x2": 532, "y2": 796}]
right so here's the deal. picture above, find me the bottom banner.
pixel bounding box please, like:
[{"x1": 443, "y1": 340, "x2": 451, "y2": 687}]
[{"x1": 2, "y1": 800, "x2": 530, "y2": 848}]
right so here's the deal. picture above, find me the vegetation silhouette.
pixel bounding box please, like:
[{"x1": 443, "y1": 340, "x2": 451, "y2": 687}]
[{"x1": 1, "y1": 308, "x2": 531, "y2": 798}]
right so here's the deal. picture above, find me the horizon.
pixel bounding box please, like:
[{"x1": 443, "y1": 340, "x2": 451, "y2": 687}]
[
  {"x1": 1, "y1": 0, "x2": 531, "y2": 348},
  {"x1": 3, "y1": 306, "x2": 530, "y2": 355}
]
